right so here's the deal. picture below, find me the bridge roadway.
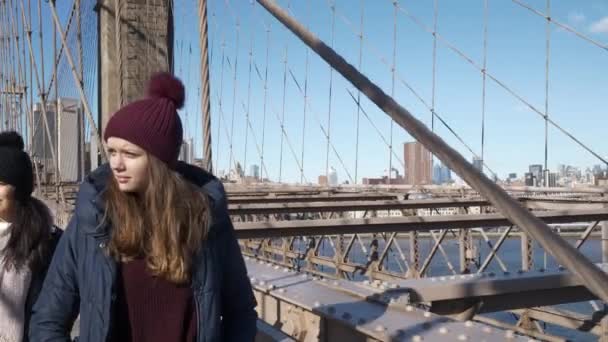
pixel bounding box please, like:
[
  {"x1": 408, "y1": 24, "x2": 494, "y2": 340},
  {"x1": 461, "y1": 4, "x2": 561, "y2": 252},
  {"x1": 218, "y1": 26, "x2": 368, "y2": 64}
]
[
  {"x1": 245, "y1": 257, "x2": 533, "y2": 341},
  {"x1": 42, "y1": 193, "x2": 608, "y2": 340},
  {"x1": 233, "y1": 208, "x2": 608, "y2": 239}
]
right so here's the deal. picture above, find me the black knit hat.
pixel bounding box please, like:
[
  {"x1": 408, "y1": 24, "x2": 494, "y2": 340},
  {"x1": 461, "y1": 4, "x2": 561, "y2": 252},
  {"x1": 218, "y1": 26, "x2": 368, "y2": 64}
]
[{"x1": 0, "y1": 131, "x2": 34, "y2": 201}]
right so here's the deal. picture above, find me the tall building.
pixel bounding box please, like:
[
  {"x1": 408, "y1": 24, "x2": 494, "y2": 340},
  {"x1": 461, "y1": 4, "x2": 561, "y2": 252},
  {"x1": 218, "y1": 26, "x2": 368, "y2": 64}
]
[
  {"x1": 179, "y1": 138, "x2": 194, "y2": 164},
  {"x1": 432, "y1": 163, "x2": 452, "y2": 185},
  {"x1": 433, "y1": 163, "x2": 443, "y2": 184},
  {"x1": 32, "y1": 102, "x2": 57, "y2": 176},
  {"x1": 328, "y1": 167, "x2": 338, "y2": 186},
  {"x1": 404, "y1": 142, "x2": 432, "y2": 185},
  {"x1": 57, "y1": 98, "x2": 84, "y2": 182},
  {"x1": 524, "y1": 172, "x2": 535, "y2": 186},
  {"x1": 249, "y1": 164, "x2": 260, "y2": 179},
  {"x1": 548, "y1": 172, "x2": 557, "y2": 187},
  {"x1": 318, "y1": 175, "x2": 328, "y2": 186},
  {"x1": 529, "y1": 164, "x2": 543, "y2": 185},
  {"x1": 32, "y1": 99, "x2": 84, "y2": 183},
  {"x1": 441, "y1": 165, "x2": 452, "y2": 184}
]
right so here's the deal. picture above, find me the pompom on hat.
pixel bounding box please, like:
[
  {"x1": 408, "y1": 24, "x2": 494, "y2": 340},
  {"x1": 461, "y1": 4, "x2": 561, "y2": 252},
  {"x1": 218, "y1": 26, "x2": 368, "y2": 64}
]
[
  {"x1": 0, "y1": 131, "x2": 34, "y2": 201},
  {"x1": 104, "y1": 72, "x2": 185, "y2": 166}
]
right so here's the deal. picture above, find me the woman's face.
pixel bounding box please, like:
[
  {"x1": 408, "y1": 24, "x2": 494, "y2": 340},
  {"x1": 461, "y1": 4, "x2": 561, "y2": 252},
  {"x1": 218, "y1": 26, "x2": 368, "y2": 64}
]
[
  {"x1": 106, "y1": 137, "x2": 150, "y2": 193},
  {"x1": 0, "y1": 182, "x2": 16, "y2": 222}
]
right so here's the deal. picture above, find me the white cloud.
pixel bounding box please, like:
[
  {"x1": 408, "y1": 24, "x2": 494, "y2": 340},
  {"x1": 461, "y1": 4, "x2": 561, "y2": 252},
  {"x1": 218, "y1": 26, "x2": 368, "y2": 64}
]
[
  {"x1": 590, "y1": 16, "x2": 608, "y2": 33},
  {"x1": 568, "y1": 12, "x2": 586, "y2": 25}
]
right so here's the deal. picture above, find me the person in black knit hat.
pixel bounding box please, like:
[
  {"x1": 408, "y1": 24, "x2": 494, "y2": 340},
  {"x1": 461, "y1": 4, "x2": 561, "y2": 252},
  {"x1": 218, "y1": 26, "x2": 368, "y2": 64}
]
[{"x1": 0, "y1": 131, "x2": 62, "y2": 342}]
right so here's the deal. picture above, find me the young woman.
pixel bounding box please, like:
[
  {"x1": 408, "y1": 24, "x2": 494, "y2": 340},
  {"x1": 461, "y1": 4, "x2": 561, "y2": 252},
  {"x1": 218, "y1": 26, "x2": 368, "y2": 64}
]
[
  {"x1": 0, "y1": 131, "x2": 62, "y2": 342},
  {"x1": 30, "y1": 73, "x2": 257, "y2": 341}
]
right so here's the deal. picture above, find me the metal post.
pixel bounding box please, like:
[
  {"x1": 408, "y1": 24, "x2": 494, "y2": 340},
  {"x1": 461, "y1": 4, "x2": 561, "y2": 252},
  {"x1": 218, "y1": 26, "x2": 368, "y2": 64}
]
[
  {"x1": 199, "y1": 0, "x2": 213, "y2": 171},
  {"x1": 409, "y1": 230, "x2": 419, "y2": 278},
  {"x1": 603, "y1": 221, "x2": 608, "y2": 264},
  {"x1": 255, "y1": 0, "x2": 608, "y2": 303},
  {"x1": 521, "y1": 231, "x2": 533, "y2": 271},
  {"x1": 459, "y1": 229, "x2": 467, "y2": 273}
]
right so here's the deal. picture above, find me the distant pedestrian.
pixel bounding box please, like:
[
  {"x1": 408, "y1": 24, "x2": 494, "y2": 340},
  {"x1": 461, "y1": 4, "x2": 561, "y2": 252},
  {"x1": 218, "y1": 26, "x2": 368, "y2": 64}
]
[{"x1": 0, "y1": 131, "x2": 61, "y2": 342}]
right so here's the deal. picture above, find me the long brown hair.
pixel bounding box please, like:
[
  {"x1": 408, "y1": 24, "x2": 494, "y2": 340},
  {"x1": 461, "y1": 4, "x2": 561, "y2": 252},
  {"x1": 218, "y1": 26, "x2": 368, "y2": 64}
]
[
  {"x1": 3, "y1": 197, "x2": 54, "y2": 273},
  {"x1": 105, "y1": 156, "x2": 211, "y2": 284}
]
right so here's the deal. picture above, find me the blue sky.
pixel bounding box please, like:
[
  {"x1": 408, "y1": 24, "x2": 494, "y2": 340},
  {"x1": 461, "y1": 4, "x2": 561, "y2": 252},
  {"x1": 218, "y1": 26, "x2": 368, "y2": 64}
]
[
  {"x1": 53, "y1": 0, "x2": 603, "y2": 184},
  {"x1": 174, "y1": 0, "x2": 607, "y2": 184}
]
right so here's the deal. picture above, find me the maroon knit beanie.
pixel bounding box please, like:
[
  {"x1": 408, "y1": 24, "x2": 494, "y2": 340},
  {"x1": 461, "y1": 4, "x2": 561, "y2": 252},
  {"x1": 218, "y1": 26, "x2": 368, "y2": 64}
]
[{"x1": 104, "y1": 72, "x2": 185, "y2": 167}]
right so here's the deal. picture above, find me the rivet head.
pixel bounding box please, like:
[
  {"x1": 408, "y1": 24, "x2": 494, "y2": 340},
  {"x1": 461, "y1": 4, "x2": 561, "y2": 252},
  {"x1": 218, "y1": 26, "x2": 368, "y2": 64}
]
[
  {"x1": 259, "y1": 281, "x2": 266, "y2": 286},
  {"x1": 250, "y1": 277, "x2": 256, "y2": 283},
  {"x1": 421, "y1": 322, "x2": 431, "y2": 330},
  {"x1": 341, "y1": 312, "x2": 352, "y2": 320},
  {"x1": 483, "y1": 327, "x2": 492, "y2": 333},
  {"x1": 457, "y1": 334, "x2": 468, "y2": 341},
  {"x1": 439, "y1": 327, "x2": 448, "y2": 334},
  {"x1": 274, "y1": 265, "x2": 280, "y2": 270},
  {"x1": 439, "y1": 277, "x2": 446, "y2": 281},
  {"x1": 267, "y1": 284, "x2": 275, "y2": 290},
  {"x1": 278, "y1": 288, "x2": 286, "y2": 293},
  {"x1": 283, "y1": 268, "x2": 289, "y2": 273},
  {"x1": 412, "y1": 335, "x2": 423, "y2": 342},
  {"x1": 503, "y1": 271, "x2": 510, "y2": 276},
  {"x1": 313, "y1": 301, "x2": 321, "y2": 308},
  {"x1": 244, "y1": 256, "x2": 250, "y2": 260},
  {"x1": 333, "y1": 281, "x2": 340, "y2": 286},
  {"x1": 450, "y1": 276, "x2": 456, "y2": 280},
  {"x1": 465, "y1": 321, "x2": 473, "y2": 328},
  {"x1": 423, "y1": 311, "x2": 431, "y2": 318},
  {"x1": 506, "y1": 330, "x2": 515, "y2": 339},
  {"x1": 363, "y1": 280, "x2": 371, "y2": 285},
  {"x1": 374, "y1": 324, "x2": 386, "y2": 332},
  {"x1": 327, "y1": 306, "x2": 336, "y2": 314},
  {"x1": 406, "y1": 305, "x2": 414, "y2": 312},
  {"x1": 357, "y1": 318, "x2": 367, "y2": 325}
]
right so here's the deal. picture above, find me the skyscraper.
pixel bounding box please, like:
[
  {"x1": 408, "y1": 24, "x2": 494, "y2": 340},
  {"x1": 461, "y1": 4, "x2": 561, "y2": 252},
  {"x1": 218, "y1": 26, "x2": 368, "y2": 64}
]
[
  {"x1": 32, "y1": 99, "x2": 84, "y2": 183},
  {"x1": 328, "y1": 167, "x2": 338, "y2": 186},
  {"x1": 179, "y1": 138, "x2": 194, "y2": 164},
  {"x1": 433, "y1": 163, "x2": 443, "y2": 184},
  {"x1": 57, "y1": 98, "x2": 83, "y2": 182},
  {"x1": 32, "y1": 102, "x2": 57, "y2": 174},
  {"x1": 529, "y1": 164, "x2": 543, "y2": 183},
  {"x1": 404, "y1": 142, "x2": 432, "y2": 185},
  {"x1": 249, "y1": 164, "x2": 260, "y2": 179}
]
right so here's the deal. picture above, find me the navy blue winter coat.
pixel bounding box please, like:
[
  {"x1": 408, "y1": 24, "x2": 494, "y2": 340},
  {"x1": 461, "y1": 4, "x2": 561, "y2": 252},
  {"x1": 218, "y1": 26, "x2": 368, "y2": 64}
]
[{"x1": 29, "y1": 162, "x2": 258, "y2": 341}]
